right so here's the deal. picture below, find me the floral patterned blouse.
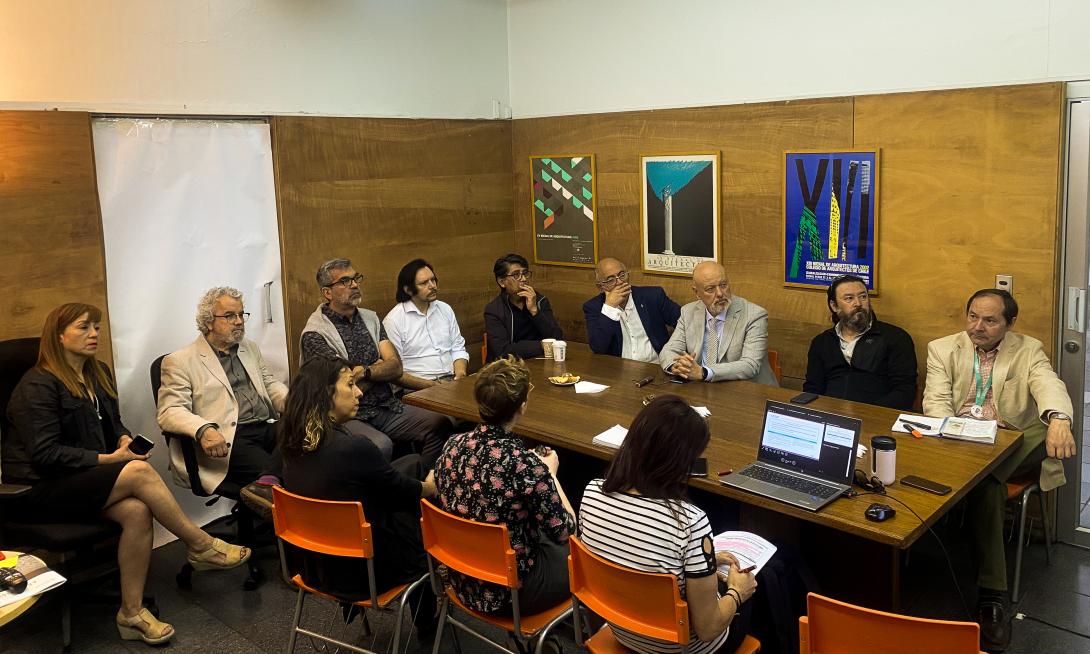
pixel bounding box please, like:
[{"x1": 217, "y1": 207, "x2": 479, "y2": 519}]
[{"x1": 434, "y1": 423, "x2": 575, "y2": 613}]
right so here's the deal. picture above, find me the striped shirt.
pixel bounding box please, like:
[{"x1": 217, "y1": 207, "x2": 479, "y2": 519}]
[{"x1": 578, "y1": 479, "x2": 728, "y2": 654}]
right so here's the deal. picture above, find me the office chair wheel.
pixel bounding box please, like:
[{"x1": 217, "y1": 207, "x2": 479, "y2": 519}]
[{"x1": 176, "y1": 563, "x2": 193, "y2": 591}]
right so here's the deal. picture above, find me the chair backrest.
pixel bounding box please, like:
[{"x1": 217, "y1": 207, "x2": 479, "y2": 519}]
[
  {"x1": 799, "y1": 593, "x2": 982, "y2": 654},
  {"x1": 766, "y1": 349, "x2": 782, "y2": 383},
  {"x1": 0, "y1": 337, "x2": 41, "y2": 435},
  {"x1": 568, "y1": 535, "x2": 689, "y2": 645},
  {"x1": 272, "y1": 486, "x2": 373, "y2": 558},
  {"x1": 419, "y1": 498, "x2": 517, "y2": 588},
  {"x1": 481, "y1": 331, "x2": 488, "y2": 365}
]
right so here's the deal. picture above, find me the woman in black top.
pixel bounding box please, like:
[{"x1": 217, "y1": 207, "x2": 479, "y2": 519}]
[
  {"x1": 278, "y1": 355, "x2": 436, "y2": 602},
  {"x1": 3, "y1": 303, "x2": 250, "y2": 646}
]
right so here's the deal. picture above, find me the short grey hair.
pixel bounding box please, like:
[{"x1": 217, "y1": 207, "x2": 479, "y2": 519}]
[
  {"x1": 316, "y1": 258, "x2": 353, "y2": 287},
  {"x1": 196, "y1": 286, "x2": 244, "y2": 334}
]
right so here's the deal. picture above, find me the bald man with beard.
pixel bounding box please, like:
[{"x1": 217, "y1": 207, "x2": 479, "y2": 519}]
[
  {"x1": 582, "y1": 258, "x2": 681, "y2": 363},
  {"x1": 659, "y1": 262, "x2": 777, "y2": 385}
]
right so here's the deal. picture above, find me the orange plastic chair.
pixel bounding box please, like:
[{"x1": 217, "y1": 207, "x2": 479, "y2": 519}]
[
  {"x1": 272, "y1": 486, "x2": 428, "y2": 654},
  {"x1": 419, "y1": 499, "x2": 572, "y2": 654},
  {"x1": 767, "y1": 349, "x2": 782, "y2": 384},
  {"x1": 799, "y1": 593, "x2": 984, "y2": 654},
  {"x1": 568, "y1": 536, "x2": 760, "y2": 654}
]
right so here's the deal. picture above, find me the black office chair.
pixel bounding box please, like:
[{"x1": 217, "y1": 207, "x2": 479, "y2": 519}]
[
  {"x1": 0, "y1": 336, "x2": 155, "y2": 652},
  {"x1": 149, "y1": 354, "x2": 263, "y2": 591}
]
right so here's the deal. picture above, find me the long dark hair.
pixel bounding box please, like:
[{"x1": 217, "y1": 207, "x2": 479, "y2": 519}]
[
  {"x1": 395, "y1": 258, "x2": 434, "y2": 303},
  {"x1": 602, "y1": 395, "x2": 710, "y2": 501},
  {"x1": 278, "y1": 355, "x2": 351, "y2": 457}
]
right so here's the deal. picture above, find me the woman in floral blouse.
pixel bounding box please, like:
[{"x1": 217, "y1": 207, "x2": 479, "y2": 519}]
[{"x1": 433, "y1": 355, "x2": 576, "y2": 615}]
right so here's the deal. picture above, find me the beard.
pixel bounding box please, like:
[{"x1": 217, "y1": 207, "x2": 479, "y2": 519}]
[
  {"x1": 227, "y1": 327, "x2": 245, "y2": 344},
  {"x1": 841, "y1": 307, "x2": 871, "y2": 332}
]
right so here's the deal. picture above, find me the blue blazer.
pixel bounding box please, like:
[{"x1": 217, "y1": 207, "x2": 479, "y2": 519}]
[{"x1": 582, "y1": 286, "x2": 681, "y2": 357}]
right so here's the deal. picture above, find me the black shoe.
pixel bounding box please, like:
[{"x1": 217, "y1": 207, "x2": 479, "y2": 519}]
[
  {"x1": 978, "y1": 600, "x2": 1010, "y2": 653},
  {"x1": 240, "y1": 482, "x2": 274, "y2": 522}
]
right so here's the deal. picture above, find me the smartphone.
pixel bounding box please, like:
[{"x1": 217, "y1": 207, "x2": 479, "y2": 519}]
[
  {"x1": 690, "y1": 458, "x2": 709, "y2": 477},
  {"x1": 128, "y1": 434, "x2": 155, "y2": 456},
  {"x1": 790, "y1": 392, "x2": 819, "y2": 405},
  {"x1": 900, "y1": 475, "x2": 951, "y2": 495}
]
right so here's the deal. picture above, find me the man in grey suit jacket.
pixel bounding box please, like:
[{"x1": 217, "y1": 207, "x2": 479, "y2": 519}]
[{"x1": 659, "y1": 262, "x2": 777, "y2": 386}]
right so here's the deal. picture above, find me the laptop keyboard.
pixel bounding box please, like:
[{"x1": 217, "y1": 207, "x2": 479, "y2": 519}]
[{"x1": 740, "y1": 466, "x2": 840, "y2": 499}]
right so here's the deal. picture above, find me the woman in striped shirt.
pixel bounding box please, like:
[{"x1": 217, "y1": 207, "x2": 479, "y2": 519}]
[{"x1": 578, "y1": 395, "x2": 757, "y2": 654}]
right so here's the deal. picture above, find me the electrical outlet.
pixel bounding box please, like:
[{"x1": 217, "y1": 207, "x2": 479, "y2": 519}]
[{"x1": 995, "y1": 274, "x2": 1013, "y2": 294}]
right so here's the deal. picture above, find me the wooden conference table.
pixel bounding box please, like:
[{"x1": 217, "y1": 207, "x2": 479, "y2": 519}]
[{"x1": 405, "y1": 343, "x2": 1023, "y2": 608}]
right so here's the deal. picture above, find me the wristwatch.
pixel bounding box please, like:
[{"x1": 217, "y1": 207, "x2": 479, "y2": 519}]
[
  {"x1": 363, "y1": 366, "x2": 373, "y2": 382},
  {"x1": 1048, "y1": 411, "x2": 1071, "y2": 423}
]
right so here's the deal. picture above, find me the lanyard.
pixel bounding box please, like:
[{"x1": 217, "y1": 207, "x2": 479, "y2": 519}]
[{"x1": 973, "y1": 352, "x2": 993, "y2": 406}]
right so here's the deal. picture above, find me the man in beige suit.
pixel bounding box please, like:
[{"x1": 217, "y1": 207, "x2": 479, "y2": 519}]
[
  {"x1": 924, "y1": 288, "x2": 1074, "y2": 652},
  {"x1": 659, "y1": 261, "x2": 778, "y2": 386},
  {"x1": 158, "y1": 287, "x2": 288, "y2": 498}
]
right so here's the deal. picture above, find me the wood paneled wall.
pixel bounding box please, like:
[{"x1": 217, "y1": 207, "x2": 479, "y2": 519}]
[
  {"x1": 0, "y1": 111, "x2": 114, "y2": 364},
  {"x1": 273, "y1": 117, "x2": 514, "y2": 369},
  {"x1": 512, "y1": 83, "x2": 1065, "y2": 386}
]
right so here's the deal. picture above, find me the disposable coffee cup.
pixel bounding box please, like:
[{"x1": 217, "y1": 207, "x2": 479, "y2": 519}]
[
  {"x1": 553, "y1": 340, "x2": 567, "y2": 362},
  {"x1": 542, "y1": 339, "x2": 556, "y2": 359}
]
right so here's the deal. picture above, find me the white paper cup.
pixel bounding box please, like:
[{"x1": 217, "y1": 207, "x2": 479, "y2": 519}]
[
  {"x1": 542, "y1": 339, "x2": 556, "y2": 359},
  {"x1": 553, "y1": 340, "x2": 567, "y2": 362}
]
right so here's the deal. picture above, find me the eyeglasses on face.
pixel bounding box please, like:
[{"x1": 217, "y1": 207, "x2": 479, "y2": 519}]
[
  {"x1": 598, "y1": 270, "x2": 629, "y2": 287},
  {"x1": 324, "y1": 273, "x2": 364, "y2": 288},
  {"x1": 505, "y1": 270, "x2": 533, "y2": 281},
  {"x1": 213, "y1": 312, "x2": 251, "y2": 323}
]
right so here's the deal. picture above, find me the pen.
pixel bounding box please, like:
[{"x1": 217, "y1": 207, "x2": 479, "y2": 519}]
[
  {"x1": 738, "y1": 565, "x2": 757, "y2": 574},
  {"x1": 900, "y1": 419, "x2": 931, "y2": 430},
  {"x1": 900, "y1": 419, "x2": 928, "y2": 439},
  {"x1": 635, "y1": 376, "x2": 654, "y2": 388}
]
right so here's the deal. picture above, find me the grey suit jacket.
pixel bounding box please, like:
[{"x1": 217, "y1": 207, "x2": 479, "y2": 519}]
[
  {"x1": 659, "y1": 296, "x2": 778, "y2": 386},
  {"x1": 157, "y1": 336, "x2": 288, "y2": 493}
]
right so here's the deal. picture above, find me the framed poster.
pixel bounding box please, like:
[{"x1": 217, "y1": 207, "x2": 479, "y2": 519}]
[
  {"x1": 530, "y1": 155, "x2": 598, "y2": 267},
  {"x1": 783, "y1": 150, "x2": 880, "y2": 291},
  {"x1": 640, "y1": 153, "x2": 720, "y2": 276}
]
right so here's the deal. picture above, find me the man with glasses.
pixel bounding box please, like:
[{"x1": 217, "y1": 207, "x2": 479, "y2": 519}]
[
  {"x1": 659, "y1": 261, "x2": 777, "y2": 385},
  {"x1": 803, "y1": 274, "x2": 917, "y2": 410},
  {"x1": 158, "y1": 286, "x2": 288, "y2": 508},
  {"x1": 582, "y1": 257, "x2": 680, "y2": 363},
  {"x1": 300, "y1": 258, "x2": 451, "y2": 466},
  {"x1": 383, "y1": 258, "x2": 469, "y2": 390},
  {"x1": 483, "y1": 253, "x2": 563, "y2": 362}
]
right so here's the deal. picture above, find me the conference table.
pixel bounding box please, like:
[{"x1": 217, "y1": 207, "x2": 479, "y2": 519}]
[{"x1": 405, "y1": 343, "x2": 1023, "y2": 609}]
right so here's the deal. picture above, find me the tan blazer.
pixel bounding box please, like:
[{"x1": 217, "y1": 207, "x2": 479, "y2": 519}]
[
  {"x1": 923, "y1": 330, "x2": 1072, "y2": 489},
  {"x1": 157, "y1": 336, "x2": 288, "y2": 494},
  {"x1": 658, "y1": 296, "x2": 778, "y2": 386}
]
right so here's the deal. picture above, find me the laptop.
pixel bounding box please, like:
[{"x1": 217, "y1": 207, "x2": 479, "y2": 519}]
[{"x1": 720, "y1": 400, "x2": 862, "y2": 512}]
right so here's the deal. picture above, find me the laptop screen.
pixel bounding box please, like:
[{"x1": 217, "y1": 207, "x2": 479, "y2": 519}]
[{"x1": 756, "y1": 400, "x2": 862, "y2": 484}]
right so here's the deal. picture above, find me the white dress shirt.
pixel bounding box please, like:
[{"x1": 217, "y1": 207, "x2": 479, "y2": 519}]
[
  {"x1": 383, "y1": 300, "x2": 469, "y2": 380},
  {"x1": 600, "y1": 299, "x2": 659, "y2": 364}
]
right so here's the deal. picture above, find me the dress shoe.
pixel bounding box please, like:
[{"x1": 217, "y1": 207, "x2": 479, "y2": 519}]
[{"x1": 978, "y1": 599, "x2": 1010, "y2": 652}]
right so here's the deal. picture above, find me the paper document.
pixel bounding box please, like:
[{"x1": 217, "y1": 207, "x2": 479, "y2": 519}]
[
  {"x1": 574, "y1": 381, "x2": 609, "y2": 394},
  {"x1": 940, "y1": 417, "x2": 997, "y2": 444},
  {"x1": 692, "y1": 406, "x2": 711, "y2": 418},
  {"x1": 0, "y1": 554, "x2": 66, "y2": 608},
  {"x1": 713, "y1": 531, "x2": 777, "y2": 575},
  {"x1": 592, "y1": 424, "x2": 628, "y2": 449},
  {"x1": 856, "y1": 444, "x2": 867, "y2": 459},
  {"x1": 891, "y1": 414, "x2": 944, "y2": 436}
]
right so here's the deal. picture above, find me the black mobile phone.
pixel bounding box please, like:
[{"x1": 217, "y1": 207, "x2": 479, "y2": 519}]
[
  {"x1": 128, "y1": 434, "x2": 155, "y2": 456},
  {"x1": 900, "y1": 475, "x2": 951, "y2": 495},
  {"x1": 690, "y1": 458, "x2": 709, "y2": 477},
  {"x1": 790, "y1": 392, "x2": 819, "y2": 404}
]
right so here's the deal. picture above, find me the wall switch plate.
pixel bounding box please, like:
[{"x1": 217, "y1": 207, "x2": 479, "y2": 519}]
[{"x1": 995, "y1": 274, "x2": 1013, "y2": 294}]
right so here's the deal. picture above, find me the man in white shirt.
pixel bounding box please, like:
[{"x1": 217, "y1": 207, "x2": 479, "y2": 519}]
[
  {"x1": 383, "y1": 258, "x2": 469, "y2": 390},
  {"x1": 582, "y1": 258, "x2": 680, "y2": 363}
]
